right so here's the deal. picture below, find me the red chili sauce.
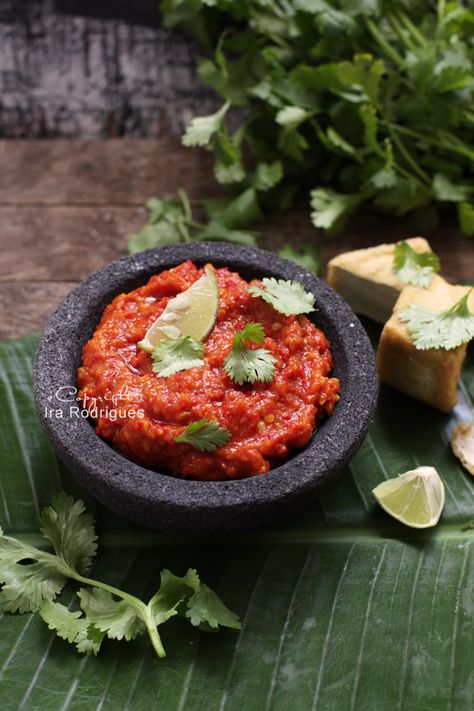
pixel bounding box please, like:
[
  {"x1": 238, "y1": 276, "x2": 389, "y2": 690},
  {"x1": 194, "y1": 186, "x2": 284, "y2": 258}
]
[{"x1": 77, "y1": 261, "x2": 340, "y2": 480}]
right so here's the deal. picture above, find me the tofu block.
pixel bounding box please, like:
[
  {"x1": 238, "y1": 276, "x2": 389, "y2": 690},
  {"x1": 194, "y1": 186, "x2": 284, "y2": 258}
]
[
  {"x1": 376, "y1": 275, "x2": 473, "y2": 412},
  {"x1": 326, "y1": 237, "x2": 432, "y2": 323}
]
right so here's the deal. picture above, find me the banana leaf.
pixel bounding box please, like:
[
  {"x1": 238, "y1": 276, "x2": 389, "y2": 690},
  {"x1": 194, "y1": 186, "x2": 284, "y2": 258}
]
[{"x1": 0, "y1": 331, "x2": 473, "y2": 710}]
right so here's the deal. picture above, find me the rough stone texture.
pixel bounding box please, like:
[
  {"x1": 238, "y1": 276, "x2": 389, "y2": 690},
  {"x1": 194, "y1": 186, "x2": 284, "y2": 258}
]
[
  {"x1": 34, "y1": 243, "x2": 378, "y2": 534},
  {"x1": 0, "y1": 0, "x2": 218, "y2": 138}
]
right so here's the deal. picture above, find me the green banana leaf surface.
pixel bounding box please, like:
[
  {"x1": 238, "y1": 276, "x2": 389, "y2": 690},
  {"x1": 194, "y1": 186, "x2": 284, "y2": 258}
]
[{"x1": 0, "y1": 330, "x2": 473, "y2": 710}]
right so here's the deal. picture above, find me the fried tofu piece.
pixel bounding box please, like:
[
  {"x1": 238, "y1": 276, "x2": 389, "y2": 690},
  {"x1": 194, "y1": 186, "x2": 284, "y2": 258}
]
[
  {"x1": 326, "y1": 237, "x2": 432, "y2": 323},
  {"x1": 451, "y1": 421, "x2": 474, "y2": 475},
  {"x1": 376, "y1": 275, "x2": 473, "y2": 411}
]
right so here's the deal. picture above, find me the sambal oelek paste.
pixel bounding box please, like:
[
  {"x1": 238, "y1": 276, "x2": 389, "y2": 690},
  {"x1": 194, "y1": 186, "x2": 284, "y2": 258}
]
[{"x1": 77, "y1": 261, "x2": 340, "y2": 480}]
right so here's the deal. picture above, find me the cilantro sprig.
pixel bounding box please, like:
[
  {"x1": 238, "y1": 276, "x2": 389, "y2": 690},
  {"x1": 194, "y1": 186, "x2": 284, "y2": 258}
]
[
  {"x1": 393, "y1": 241, "x2": 440, "y2": 288},
  {"x1": 174, "y1": 419, "x2": 231, "y2": 452},
  {"x1": 128, "y1": 192, "x2": 258, "y2": 254},
  {"x1": 152, "y1": 336, "x2": 204, "y2": 377},
  {"x1": 223, "y1": 322, "x2": 276, "y2": 386},
  {"x1": 399, "y1": 290, "x2": 474, "y2": 350},
  {"x1": 249, "y1": 278, "x2": 315, "y2": 316},
  {"x1": 0, "y1": 493, "x2": 240, "y2": 658}
]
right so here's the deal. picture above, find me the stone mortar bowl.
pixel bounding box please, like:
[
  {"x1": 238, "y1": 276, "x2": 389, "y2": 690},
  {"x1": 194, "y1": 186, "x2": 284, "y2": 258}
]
[{"x1": 34, "y1": 243, "x2": 378, "y2": 535}]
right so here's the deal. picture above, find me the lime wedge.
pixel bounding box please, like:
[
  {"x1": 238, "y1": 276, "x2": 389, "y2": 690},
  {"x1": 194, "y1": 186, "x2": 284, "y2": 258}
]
[
  {"x1": 372, "y1": 466, "x2": 445, "y2": 529},
  {"x1": 138, "y1": 266, "x2": 219, "y2": 353}
]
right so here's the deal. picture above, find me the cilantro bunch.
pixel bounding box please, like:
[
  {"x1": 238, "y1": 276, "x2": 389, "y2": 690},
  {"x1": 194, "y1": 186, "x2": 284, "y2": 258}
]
[
  {"x1": 133, "y1": 0, "x2": 474, "y2": 246},
  {"x1": 0, "y1": 493, "x2": 240, "y2": 658}
]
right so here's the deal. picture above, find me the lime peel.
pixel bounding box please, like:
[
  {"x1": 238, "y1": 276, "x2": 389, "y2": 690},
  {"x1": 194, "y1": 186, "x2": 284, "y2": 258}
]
[
  {"x1": 138, "y1": 266, "x2": 219, "y2": 353},
  {"x1": 372, "y1": 466, "x2": 445, "y2": 529}
]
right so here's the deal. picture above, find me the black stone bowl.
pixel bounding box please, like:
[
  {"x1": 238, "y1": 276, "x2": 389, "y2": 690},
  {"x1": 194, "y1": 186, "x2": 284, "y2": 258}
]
[{"x1": 34, "y1": 243, "x2": 377, "y2": 535}]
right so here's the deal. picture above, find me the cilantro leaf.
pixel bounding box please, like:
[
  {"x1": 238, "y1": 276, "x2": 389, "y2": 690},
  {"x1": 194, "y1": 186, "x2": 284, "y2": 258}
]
[
  {"x1": 206, "y1": 187, "x2": 262, "y2": 228},
  {"x1": 182, "y1": 102, "x2": 230, "y2": 147},
  {"x1": 186, "y1": 583, "x2": 241, "y2": 631},
  {"x1": 151, "y1": 336, "x2": 204, "y2": 377},
  {"x1": 149, "y1": 569, "x2": 200, "y2": 625},
  {"x1": 279, "y1": 243, "x2": 321, "y2": 275},
  {"x1": 174, "y1": 419, "x2": 231, "y2": 452},
  {"x1": 128, "y1": 222, "x2": 184, "y2": 253},
  {"x1": 432, "y1": 173, "x2": 470, "y2": 202},
  {"x1": 276, "y1": 106, "x2": 311, "y2": 130},
  {"x1": 373, "y1": 177, "x2": 431, "y2": 216},
  {"x1": 393, "y1": 241, "x2": 440, "y2": 288},
  {"x1": 233, "y1": 322, "x2": 265, "y2": 345},
  {"x1": 278, "y1": 127, "x2": 309, "y2": 162},
  {"x1": 75, "y1": 624, "x2": 106, "y2": 655},
  {"x1": 150, "y1": 568, "x2": 240, "y2": 631},
  {"x1": 223, "y1": 322, "x2": 276, "y2": 386},
  {"x1": 252, "y1": 161, "x2": 283, "y2": 192},
  {"x1": 78, "y1": 588, "x2": 146, "y2": 641},
  {"x1": 40, "y1": 491, "x2": 97, "y2": 574},
  {"x1": 213, "y1": 131, "x2": 246, "y2": 185},
  {"x1": 196, "y1": 219, "x2": 257, "y2": 246},
  {"x1": 399, "y1": 290, "x2": 474, "y2": 350},
  {"x1": 214, "y1": 159, "x2": 246, "y2": 185},
  {"x1": 337, "y1": 54, "x2": 385, "y2": 103},
  {"x1": 249, "y1": 278, "x2": 315, "y2": 316},
  {"x1": 324, "y1": 127, "x2": 360, "y2": 159},
  {"x1": 310, "y1": 189, "x2": 365, "y2": 234},
  {"x1": 0, "y1": 532, "x2": 68, "y2": 613},
  {"x1": 0, "y1": 559, "x2": 66, "y2": 614},
  {"x1": 39, "y1": 601, "x2": 105, "y2": 656}
]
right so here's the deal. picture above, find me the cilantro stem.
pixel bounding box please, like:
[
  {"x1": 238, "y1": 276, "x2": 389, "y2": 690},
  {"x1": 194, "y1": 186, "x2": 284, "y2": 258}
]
[
  {"x1": 387, "y1": 125, "x2": 431, "y2": 186},
  {"x1": 437, "y1": 0, "x2": 446, "y2": 22},
  {"x1": 396, "y1": 10, "x2": 427, "y2": 48},
  {"x1": 143, "y1": 604, "x2": 167, "y2": 658},
  {"x1": 67, "y1": 570, "x2": 138, "y2": 605},
  {"x1": 177, "y1": 220, "x2": 192, "y2": 243},
  {"x1": 437, "y1": 131, "x2": 474, "y2": 162},
  {"x1": 381, "y1": 121, "x2": 474, "y2": 163},
  {"x1": 387, "y1": 13, "x2": 418, "y2": 52},
  {"x1": 65, "y1": 568, "x2": 166, "y2": 658},
  {"x1": 365, "y1": 18, "x2": 405, "y2": 69},
  {"x1": 178, "y1": 187, "x2": 193, "y2": 223}
]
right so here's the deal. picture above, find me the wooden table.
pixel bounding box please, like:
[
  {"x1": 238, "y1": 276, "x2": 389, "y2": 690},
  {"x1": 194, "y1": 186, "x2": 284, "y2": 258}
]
[{"x1": 0, "y1": 138, "x2": 472, "y2": 339}]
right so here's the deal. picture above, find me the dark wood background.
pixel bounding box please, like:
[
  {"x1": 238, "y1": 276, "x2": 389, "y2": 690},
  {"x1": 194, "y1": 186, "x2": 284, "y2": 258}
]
[
  {"x1": 0, "y1": 0, "x2": 218, "y2": 138},
  {"x1": 0, "y1": 1, "x2": 472, "y2": 339}
]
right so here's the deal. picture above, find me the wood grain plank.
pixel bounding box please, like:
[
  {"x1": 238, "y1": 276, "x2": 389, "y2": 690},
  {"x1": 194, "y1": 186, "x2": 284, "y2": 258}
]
[
  {"x1": 0, "y1": 139, "x2": 215, "y2": 205},
  {"x1": 0, "y1": 282, "x2": 75, "y2": 339},
  {"x1": 0, "y1": 206, "x2": 145, "y2": 281}
]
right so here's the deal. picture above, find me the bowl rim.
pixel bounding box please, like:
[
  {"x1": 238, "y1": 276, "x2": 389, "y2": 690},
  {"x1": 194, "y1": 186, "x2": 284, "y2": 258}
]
[{"x1": 34, "y1": 242, "x2": 378, "y2": 523}]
